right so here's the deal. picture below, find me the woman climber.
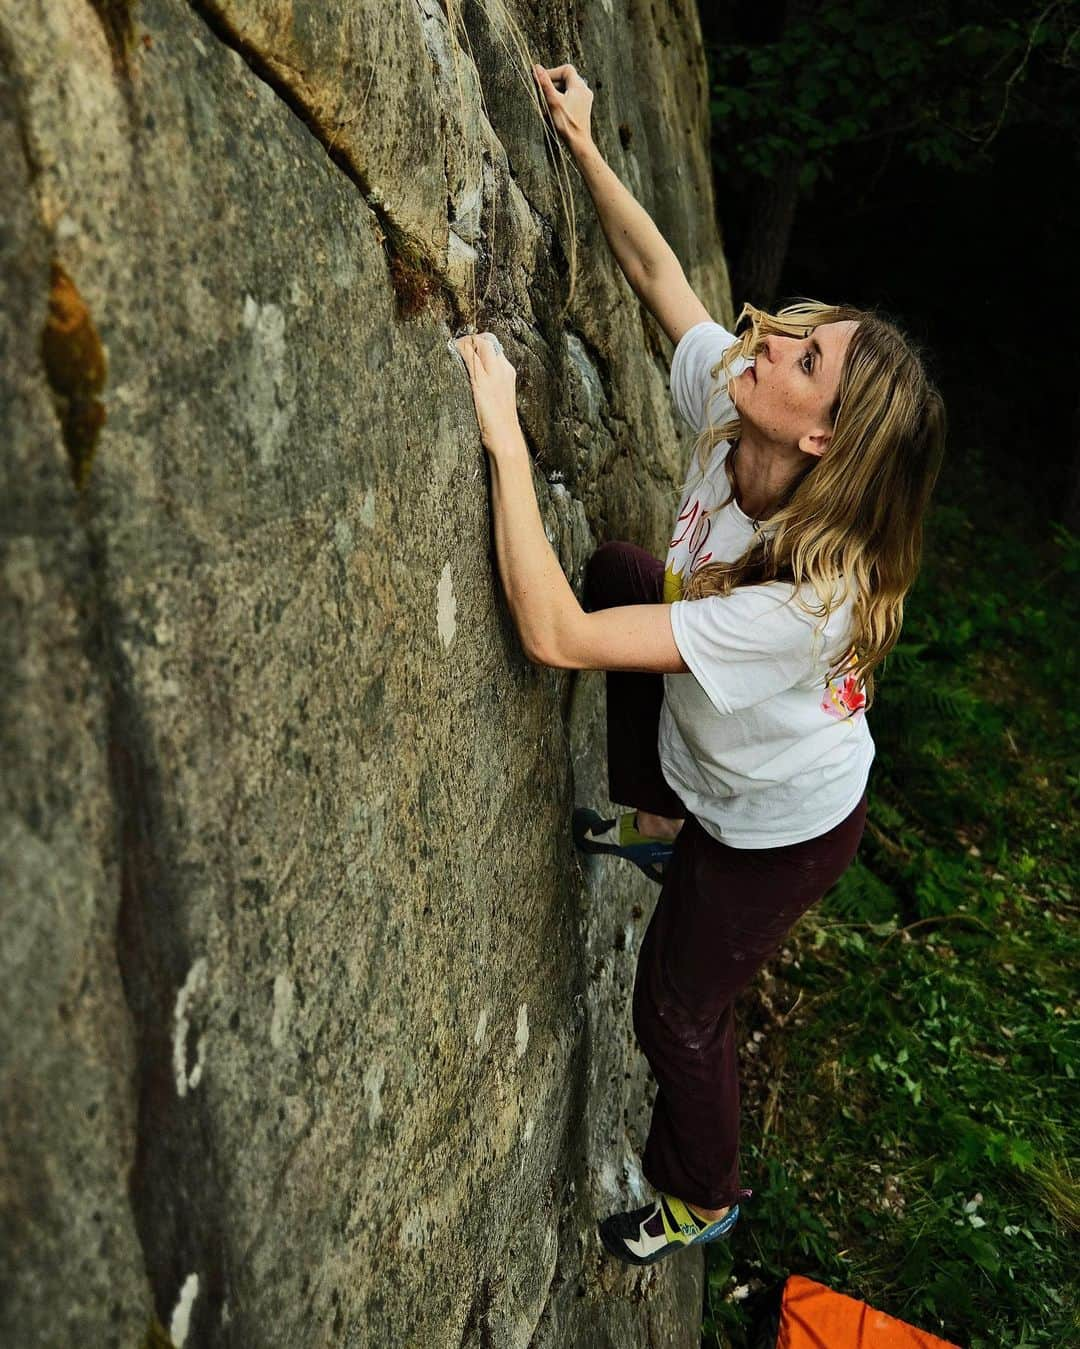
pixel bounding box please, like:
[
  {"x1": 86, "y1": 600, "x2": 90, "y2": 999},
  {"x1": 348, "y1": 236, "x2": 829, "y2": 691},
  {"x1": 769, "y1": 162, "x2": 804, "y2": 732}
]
[{"x1": 454, "y1": 62, "x2": 945, "y2": 1268}]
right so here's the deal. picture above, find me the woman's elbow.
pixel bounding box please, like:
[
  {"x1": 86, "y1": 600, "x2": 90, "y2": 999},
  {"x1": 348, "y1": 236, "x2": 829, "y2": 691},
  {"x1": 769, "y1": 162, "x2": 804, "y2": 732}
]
[
  {"x1": 522, "y1": 608, "x2": 592, "y2": 669},
  {"x1": 523, "y1": 635, "x2": 577, "y2": 669},
  {"x1": 525, "y1": 639, "x2": 568, "y2": 666}
]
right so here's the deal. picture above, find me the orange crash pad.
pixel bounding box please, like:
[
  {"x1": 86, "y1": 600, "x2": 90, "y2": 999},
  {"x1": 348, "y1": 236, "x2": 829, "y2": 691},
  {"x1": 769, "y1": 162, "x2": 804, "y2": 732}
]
[{"x1": 777, "y1": 1275, "x2": 960, "y2": 1348}]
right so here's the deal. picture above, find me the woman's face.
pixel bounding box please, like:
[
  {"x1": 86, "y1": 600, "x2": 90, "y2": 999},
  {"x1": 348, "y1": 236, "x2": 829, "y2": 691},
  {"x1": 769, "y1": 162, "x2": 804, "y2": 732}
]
[{"x1": 736, "y1": 320, "x2": 859, "y2": 457}]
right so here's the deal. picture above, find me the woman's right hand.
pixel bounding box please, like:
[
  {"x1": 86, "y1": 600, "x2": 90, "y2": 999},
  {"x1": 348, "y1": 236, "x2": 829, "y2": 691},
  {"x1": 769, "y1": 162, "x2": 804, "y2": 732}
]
[{"x1": 532, "y1": 63, "x2": 594, "y2": 153}]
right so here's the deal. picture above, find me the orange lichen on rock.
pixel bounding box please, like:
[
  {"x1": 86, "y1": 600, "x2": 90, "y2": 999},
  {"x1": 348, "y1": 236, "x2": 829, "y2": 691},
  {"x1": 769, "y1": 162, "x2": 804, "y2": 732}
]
[
  {"x1": 41, "y1": 261, "x2": 108, "y2": 490},
  {"x1": 388, "y1": 250, "x2": 445, "y2": 321}
]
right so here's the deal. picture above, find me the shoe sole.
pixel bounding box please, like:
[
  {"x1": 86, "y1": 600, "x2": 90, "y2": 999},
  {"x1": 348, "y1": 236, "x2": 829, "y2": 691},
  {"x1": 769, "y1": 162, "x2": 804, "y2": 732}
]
[{"x1": 597, "y1": 1205, "x2": 740, "y2": 1267}]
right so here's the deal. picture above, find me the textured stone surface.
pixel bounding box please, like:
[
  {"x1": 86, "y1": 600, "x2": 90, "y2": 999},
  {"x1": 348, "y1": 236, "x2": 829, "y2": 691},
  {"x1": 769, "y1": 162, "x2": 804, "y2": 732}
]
[{"x1": 1, "y1": 1, "x2": 734, "y2": 1344}]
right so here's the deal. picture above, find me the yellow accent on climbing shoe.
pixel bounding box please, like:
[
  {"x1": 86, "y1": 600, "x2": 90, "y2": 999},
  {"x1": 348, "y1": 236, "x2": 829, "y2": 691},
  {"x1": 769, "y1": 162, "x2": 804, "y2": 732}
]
[
  {"x1": 618, "y1": 814, "x2": 671, "y2": 848},
  {"x1": 660, "y1": 1194, "x2": 707, "y2": 1242}
]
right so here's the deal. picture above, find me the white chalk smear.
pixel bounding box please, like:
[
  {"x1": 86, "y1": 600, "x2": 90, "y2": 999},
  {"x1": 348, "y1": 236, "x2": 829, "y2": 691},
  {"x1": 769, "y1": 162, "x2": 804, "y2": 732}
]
[
  {"x1": 437, "y1": 562, "x2": 457, "y2": 649},
  {"x1": 520, "y1": 1117, "x2": 535, "y2": 1174},
  {"x1": 515, "y1": 1004, "x2": 529, "y2": 1059},
  {"x1": 363, "y1": 1062, "x2": 385, "y2": 1126},
  {"x1": 170, "y1": 1272, "x2": 199, "y2": 1346},
  {"x1": 270, "y1": 973, "x2": 294, "y2": 1050},
  {"x1": 186, "y1": 1036, "x2": 206, "y2": 1093},
  {"x1": 173, "y1": 959, "x2": 208, "y2": 1098},
  {"x1": 241, "y1": 297, "x2": 292, "y2": 467}
]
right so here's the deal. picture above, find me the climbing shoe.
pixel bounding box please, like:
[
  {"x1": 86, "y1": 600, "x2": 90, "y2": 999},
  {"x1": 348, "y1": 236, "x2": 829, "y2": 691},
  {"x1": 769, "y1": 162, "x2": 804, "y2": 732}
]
[
  {"x1": 598, "y1": 1193, "x2": 741, "y2": 1267},
  {"x1": 572, "y1": 808, "x2": 673, "y2": 884}
]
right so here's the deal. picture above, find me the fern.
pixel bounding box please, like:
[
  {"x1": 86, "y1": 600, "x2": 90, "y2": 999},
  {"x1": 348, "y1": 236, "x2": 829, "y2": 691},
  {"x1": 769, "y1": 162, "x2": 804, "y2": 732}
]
[{"x1": 825, "y1": 857, "x2": 900, "y2": 923}]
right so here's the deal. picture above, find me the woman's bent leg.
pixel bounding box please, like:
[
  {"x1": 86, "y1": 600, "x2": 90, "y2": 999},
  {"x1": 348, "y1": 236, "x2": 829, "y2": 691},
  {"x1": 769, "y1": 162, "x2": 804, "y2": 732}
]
[
  {"x1": 583, "y1": 541, "x2": 686, "y2": 819},
  {"x1": 632, "y1": 795, "x2": 868, "y2": 1210}
]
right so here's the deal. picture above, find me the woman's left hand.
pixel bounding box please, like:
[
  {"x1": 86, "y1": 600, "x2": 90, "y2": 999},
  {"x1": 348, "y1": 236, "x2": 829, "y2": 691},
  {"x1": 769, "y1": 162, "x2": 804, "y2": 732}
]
[{"x1": 454, "y1": 333, "x2": 522, "y2": 452}]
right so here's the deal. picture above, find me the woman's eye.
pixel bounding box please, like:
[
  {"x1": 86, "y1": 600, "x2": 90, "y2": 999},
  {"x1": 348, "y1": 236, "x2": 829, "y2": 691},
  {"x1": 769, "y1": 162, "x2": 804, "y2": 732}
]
[{"x1": 801, "y1": 351, "x2": 814, "y2": 374}]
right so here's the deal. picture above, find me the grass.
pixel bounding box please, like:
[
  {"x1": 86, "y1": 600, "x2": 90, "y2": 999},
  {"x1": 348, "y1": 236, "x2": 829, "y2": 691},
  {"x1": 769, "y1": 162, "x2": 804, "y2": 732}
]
[{"x1": 701, "y1": 458, "x2": 1080, "y2": 1347}]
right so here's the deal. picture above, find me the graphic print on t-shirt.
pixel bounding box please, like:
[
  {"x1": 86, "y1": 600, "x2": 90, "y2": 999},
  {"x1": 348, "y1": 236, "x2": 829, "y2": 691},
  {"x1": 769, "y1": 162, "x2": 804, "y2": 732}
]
[
  {"x1": 664, "y1": 486, "x2": 716, "y2": 602},
  {"x1": 821, "y1": 661, "x2": 867, "y2": 720},
  {"x1": 663, "y1": 448, "x2": 761, "y2": 604}
]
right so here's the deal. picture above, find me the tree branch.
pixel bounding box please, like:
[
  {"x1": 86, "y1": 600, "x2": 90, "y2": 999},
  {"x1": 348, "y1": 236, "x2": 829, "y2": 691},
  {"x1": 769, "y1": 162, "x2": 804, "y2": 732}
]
[{"x1": 982, "y1": 0, "x2": 1064, "y2": 147}]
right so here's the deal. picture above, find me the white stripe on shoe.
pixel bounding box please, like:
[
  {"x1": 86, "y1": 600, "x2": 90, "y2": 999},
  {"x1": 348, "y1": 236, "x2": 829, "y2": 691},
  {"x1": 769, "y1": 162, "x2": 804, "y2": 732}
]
[
  {"x1": 584, "y1": 818, "x2": 619, "y2": 846},
  {"x1": 623, "y1": 1203, "x2": 673, "y2": 1261}
]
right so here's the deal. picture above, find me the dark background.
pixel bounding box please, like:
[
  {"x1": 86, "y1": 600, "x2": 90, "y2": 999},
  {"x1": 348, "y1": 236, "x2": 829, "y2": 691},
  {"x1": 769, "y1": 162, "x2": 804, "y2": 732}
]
[{"x1": 696, "y1": 1, "x2": 1079, "y2": 529}]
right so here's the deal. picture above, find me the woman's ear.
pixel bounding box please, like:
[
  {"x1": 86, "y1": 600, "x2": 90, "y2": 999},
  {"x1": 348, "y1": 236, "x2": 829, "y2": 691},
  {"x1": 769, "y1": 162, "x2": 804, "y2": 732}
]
[{"x1": 799, "y1": 427, "x2": 831, "y2": 458}]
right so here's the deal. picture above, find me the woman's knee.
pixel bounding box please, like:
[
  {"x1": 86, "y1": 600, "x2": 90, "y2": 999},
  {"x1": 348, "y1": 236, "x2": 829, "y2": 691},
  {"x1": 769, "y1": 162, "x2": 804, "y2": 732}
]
[
  {"x1": 584, "y1": 540, "x2": 658, "y2": 610},
  {"x1": 584, "y1": 540, "x2": 627, "y2": 609},
  {"x1": 633, "y1": 977, "x2": 731, "y2": 1069}
]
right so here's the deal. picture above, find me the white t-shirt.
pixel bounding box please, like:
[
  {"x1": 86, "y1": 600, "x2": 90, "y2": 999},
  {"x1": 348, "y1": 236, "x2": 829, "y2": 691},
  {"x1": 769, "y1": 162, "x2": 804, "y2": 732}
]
[{"x1": 658, "y1": 320, "x2": 875, "y2": 848}]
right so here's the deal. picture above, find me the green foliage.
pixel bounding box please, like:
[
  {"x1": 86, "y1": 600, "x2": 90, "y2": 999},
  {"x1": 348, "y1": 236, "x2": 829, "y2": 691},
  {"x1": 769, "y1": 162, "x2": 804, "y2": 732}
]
[
  {"x1": 703, "y1": 465, "x2": 1079, "y2": 1346},
  {"x1": 707, "y1": 0, "x2": 1080, "y2": 192}
]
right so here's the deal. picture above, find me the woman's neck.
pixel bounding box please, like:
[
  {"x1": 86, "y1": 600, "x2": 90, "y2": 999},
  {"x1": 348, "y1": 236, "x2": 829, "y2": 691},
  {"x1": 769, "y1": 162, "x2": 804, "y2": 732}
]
[{"x1": 730, "y1": 435, "x2": 806, "y2": 521}]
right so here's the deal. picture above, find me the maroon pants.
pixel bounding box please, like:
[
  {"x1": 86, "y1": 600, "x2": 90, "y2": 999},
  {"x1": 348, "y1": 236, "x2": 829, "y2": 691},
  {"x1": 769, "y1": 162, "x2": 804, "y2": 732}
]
[{"x1": 583, "y1": 541, "x2": 868, "y2": 1210}]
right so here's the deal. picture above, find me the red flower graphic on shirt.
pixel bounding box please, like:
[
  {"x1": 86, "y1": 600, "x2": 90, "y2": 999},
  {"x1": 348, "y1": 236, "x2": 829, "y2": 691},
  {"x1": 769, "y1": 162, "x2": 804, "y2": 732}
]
[
  {"x1": 670, "y1": 491, "x2": 713, "y2": 574},
  {"x1": 670, "y1": 494, "x2": 700, "y2": 547},
  {"x1": 821, "y1": 672, "x2": 867, "y2": 719}
]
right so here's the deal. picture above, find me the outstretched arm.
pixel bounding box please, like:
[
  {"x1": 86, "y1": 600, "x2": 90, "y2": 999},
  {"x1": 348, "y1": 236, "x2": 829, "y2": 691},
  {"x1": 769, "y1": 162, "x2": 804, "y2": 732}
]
[
  {"x1": 455, "y1": 334, "x2": 689, "y2": 674},
  {"x1": 533, "y1": 63, "x2": 713, "y2": 347}
]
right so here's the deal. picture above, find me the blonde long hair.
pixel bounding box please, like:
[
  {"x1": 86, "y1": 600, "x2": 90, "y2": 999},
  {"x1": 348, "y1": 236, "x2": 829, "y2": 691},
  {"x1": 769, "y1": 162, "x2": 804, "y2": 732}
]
[{"x1": 682, "y1": 299, "x2": 946, "y2": 708}]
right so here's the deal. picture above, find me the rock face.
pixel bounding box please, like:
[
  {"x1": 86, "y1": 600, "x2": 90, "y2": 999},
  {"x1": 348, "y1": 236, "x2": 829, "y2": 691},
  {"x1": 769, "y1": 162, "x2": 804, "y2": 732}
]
[{"x1": 0, "y1": 2, "x2": 734, "y2": 1344}]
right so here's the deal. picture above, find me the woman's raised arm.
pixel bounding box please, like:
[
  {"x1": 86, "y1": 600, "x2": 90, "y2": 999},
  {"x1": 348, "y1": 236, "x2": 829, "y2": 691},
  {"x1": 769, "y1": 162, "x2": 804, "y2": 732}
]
[{"x1": 533, "y1": 63, "x2": 712, "y2": 347}]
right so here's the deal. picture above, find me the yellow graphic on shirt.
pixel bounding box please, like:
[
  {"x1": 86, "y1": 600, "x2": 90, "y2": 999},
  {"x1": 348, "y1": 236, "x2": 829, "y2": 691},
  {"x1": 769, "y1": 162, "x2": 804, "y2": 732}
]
[{"x1": 664, "y1": 561, "x2": 685, "y2": 603}]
